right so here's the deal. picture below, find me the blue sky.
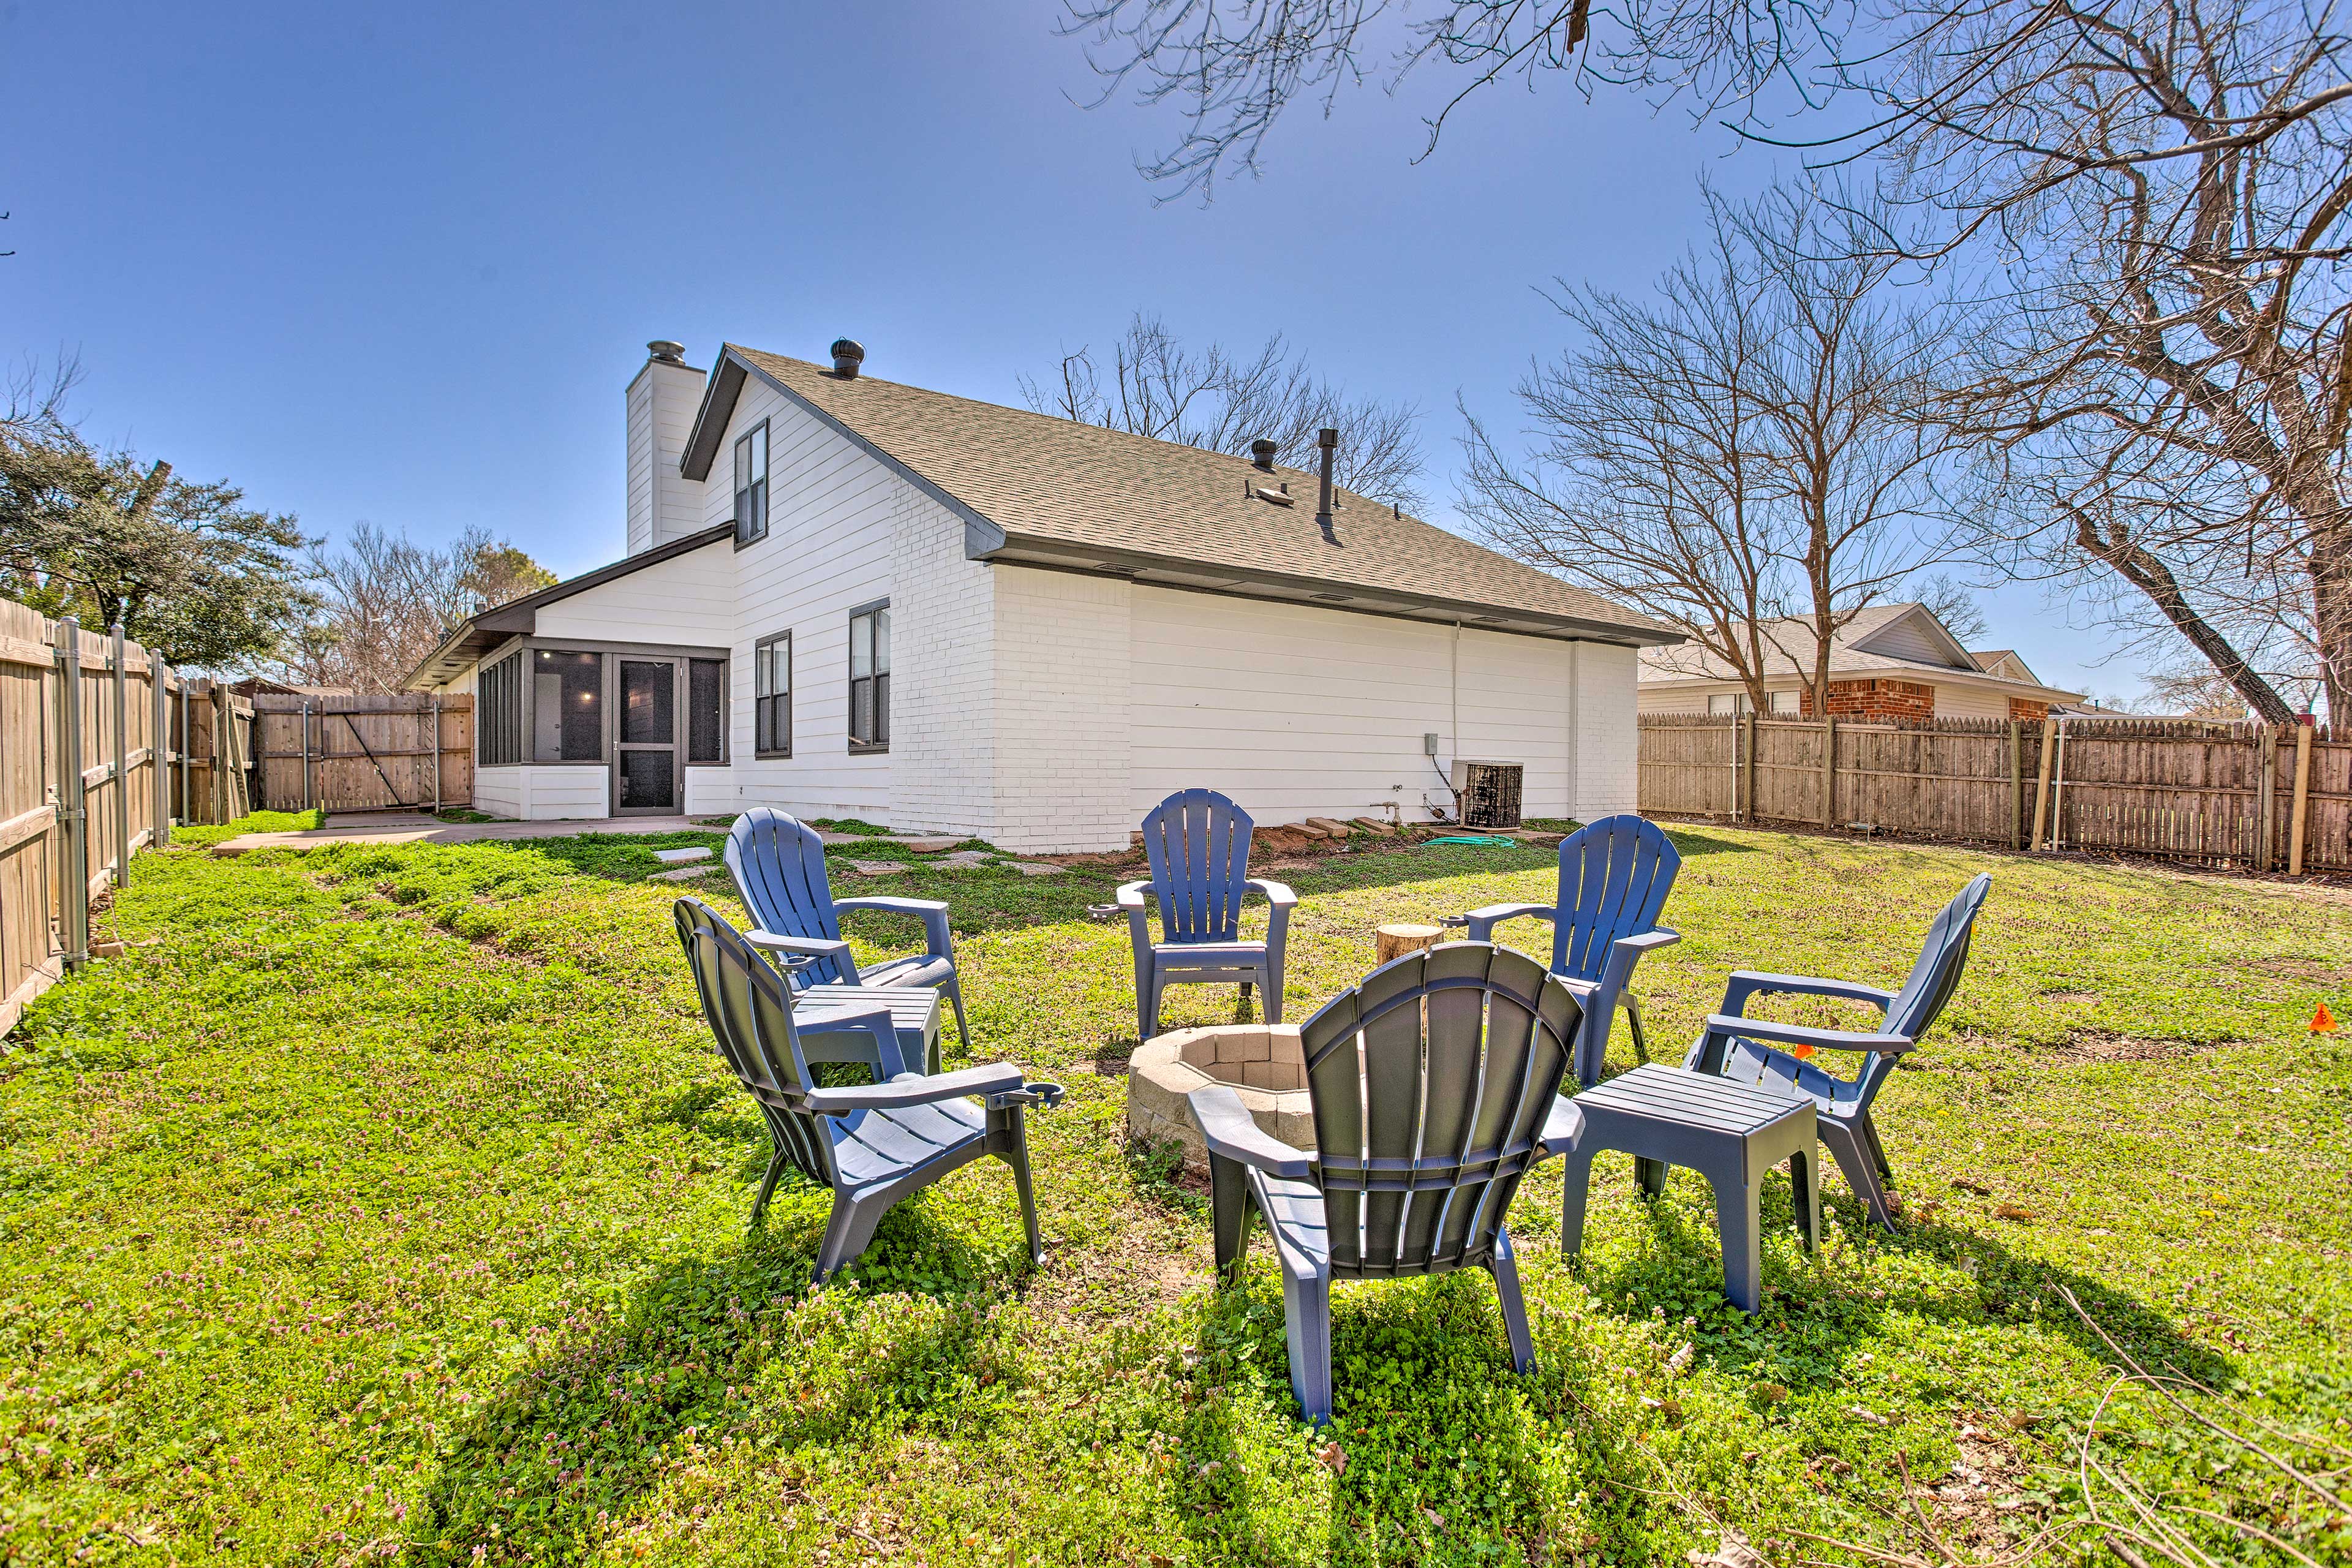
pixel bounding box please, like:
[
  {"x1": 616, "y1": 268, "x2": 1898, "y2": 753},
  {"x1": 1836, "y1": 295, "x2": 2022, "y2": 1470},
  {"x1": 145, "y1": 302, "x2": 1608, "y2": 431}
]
[{"x1": 2, "y1": 0, "x2": 2128, "y2": 695}]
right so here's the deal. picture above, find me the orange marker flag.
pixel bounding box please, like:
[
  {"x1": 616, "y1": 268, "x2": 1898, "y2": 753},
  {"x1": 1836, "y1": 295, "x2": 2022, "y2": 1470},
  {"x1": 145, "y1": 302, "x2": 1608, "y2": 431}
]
[{"x1": 2314, "y1": 1002, "x2": 2340, "y2": 1034}]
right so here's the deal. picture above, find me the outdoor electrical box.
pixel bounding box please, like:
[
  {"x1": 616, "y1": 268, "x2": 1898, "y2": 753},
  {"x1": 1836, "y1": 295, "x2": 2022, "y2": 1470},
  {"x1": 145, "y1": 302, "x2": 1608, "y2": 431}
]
[{"x1": 1423, "y1": 732, "x2": 1441, "y2": 756}]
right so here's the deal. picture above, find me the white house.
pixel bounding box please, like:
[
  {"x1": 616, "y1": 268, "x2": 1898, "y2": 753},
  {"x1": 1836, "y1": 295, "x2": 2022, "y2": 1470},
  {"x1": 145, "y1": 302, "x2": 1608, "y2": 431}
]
[
  {"x1": 405, "y1": 339, "x2": 1679, "y2": 853},
  {"x1": 1638, "y1": 603, "x2": 2084, "y2": 723}
]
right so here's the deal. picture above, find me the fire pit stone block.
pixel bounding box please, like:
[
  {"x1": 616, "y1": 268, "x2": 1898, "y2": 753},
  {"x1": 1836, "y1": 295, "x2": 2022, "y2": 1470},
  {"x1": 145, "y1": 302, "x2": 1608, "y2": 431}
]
[{"x1": 1126, "y1": 1023, "x2": 1315, "y2": 1177}]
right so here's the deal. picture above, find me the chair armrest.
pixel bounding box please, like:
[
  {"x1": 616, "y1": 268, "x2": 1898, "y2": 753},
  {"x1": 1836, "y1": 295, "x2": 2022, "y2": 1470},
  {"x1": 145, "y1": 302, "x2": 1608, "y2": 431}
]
[
  {"x1": 1719, "y1": 969, "x2": 1896, "y2": 1017},
  {"x1": 802, "y1": 1061, "x2": 1027, "y2": 1115},
  {"x1": 1536, "y1": 1094, "x2": 1585, "y2": 1159},
  {"x1": 1116, "y1": 880, "x2": 1153, "y2": 911},
  {"x1": 1462, "y1": 903, "x2": 1556, "y2": 943},
  {"x1": 1700, "y1": 1014, "x2": 1914, "y2": 1055},
  {"x1": 1117, "y1": 880, "x2": 1155, "y2": 952},
  {"x1": 747, "y1": 930, "x2": 854, "y2": 961},
  {"x1": 1245, "y1": 877, "x2": 1297, "y2": 909},
  {"x1": 986, "y1": 1080, "x2": 1068, "y2": 1111},
  {"x1": 833, "y1": 896, "x2": 955, "y2": 963},
  {"x1": 1185, "y1": 1084, "x2": 1314, "y2": 1178},
  {"x1": 1615, "y1": 929, "x2": 1682, "y2": 956}
]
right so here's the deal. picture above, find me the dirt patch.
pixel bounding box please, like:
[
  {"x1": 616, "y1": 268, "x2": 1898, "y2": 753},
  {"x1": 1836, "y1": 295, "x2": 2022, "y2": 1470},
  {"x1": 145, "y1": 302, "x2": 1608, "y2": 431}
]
[
  {"x1": 2036, "y1": 988, "x2": 2098, "y2": 1003},
  {"x1": 1911, "y1": 1417, "x2": 2043, "y2": 1555},
  {"x1": 2237, "y1": 954, "x2": 2350, "y2": 983},
  {"x1": 2043, "y1": 1028, "x2": 2215, "y2": 1063}
]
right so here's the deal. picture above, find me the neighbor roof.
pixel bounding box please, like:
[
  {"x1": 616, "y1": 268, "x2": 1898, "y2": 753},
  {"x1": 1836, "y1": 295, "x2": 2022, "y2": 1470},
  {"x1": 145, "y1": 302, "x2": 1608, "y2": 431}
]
[
  {"x1": 684, "y1": 346, "x2": 1677, "y2": 646},
  {"x1": 1642, "y1": 604, "x2": 2085, "y2": 701}
]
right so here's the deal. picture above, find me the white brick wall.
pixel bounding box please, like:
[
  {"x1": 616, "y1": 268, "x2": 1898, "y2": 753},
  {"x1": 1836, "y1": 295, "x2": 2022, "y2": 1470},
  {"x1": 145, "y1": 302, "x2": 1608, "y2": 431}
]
[
  {"x1": 990, "y1": 567, "x2": 1134, "y2": 853},
  {"x1": 889, "y1": 488, "x2": 997, "y2": 838},
  {"x1": 1570, "y1": 640, "x2": 1642, "y2": 818}
]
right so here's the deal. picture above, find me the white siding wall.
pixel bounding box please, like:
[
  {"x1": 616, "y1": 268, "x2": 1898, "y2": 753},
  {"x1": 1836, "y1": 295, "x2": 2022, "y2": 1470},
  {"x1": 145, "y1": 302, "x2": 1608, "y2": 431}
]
[
  {"x1": 1638, "y1": 684, "x2": 1708, "y2": 715},
  {"x1": 701, "y1": 380, "x2": 896, "y2": 824},
  {"x1": 532, "y1": 540, "x2": 736, "y2": 647},
  {"x1": 1858, "y1": 609, "x2": 1964, "y2": 668},
  {"x1": 1571, "y1": 641, "x2": 1641, "y2": 817},
  {"x1": 625, "y1": 357, "x2": 706, "y2": 556},
  {"x1": 1126, "y1": 587, "x2": 1608, "y2": 829},
  {"x1": 1932, "y1": 682, "x2": 2010, "y2": 720},
  {"x1": 991, "y1": 567, "x2": 1133, "y2": 853},
  {"x1": 473, "y1": 765, "x2": 609, "y2": 820}
]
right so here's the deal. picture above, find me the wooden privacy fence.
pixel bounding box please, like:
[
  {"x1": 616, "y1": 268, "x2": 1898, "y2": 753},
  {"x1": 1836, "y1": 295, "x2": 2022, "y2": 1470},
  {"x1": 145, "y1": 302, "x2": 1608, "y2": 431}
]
[
  {"x1": 2, "y1": 597, "x2": 253, "y2": 1037},
  {"x1": 1640, "y1": 713, "x2": 2350, "y2": 875},
  {"x1": 249, "y1": 693, "x2": 472, "y2": 815}
]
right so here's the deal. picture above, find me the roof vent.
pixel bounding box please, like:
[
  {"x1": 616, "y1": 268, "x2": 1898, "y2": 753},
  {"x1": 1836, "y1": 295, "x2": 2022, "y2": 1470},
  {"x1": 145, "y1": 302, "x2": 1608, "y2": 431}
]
[
  {"x1": 831, "y1": 339, "x2": 865, "y2": 379},
  {"x1": 647, "y1": 340, "x2": 687, "y2": 364},
  {"x1": 1314, "y1": 428, "x2": 1339, "y2": 541},
  {"x1": 1250, "y1": 439, "x2": 1278, "y2": 472}
]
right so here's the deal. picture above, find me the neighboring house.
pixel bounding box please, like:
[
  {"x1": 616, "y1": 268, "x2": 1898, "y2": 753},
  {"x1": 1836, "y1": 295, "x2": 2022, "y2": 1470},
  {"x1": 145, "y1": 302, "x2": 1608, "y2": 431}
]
[
  {"x1": 404, "y1": 339, "x2": 1679, "y2": 851},
  {"x1": 1638, "y1": 603, "x2": 2084, "y2": 722}
]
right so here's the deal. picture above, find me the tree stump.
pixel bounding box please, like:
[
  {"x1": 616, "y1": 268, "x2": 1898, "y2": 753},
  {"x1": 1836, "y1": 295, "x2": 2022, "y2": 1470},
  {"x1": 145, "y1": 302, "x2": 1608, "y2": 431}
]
[{"x1": 1374, "y1": 923, "x2": 1444, "y2": 965}]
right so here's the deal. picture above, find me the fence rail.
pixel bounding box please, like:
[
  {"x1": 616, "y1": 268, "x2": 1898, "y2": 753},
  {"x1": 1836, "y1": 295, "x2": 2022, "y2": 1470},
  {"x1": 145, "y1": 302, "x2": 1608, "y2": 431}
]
[
  {"x1": 1, "y1": 597, "x2": 252, "y2": 1038},
  {"x1": 1638, "y1": 713, "x2": 2349, "y2": 873}
]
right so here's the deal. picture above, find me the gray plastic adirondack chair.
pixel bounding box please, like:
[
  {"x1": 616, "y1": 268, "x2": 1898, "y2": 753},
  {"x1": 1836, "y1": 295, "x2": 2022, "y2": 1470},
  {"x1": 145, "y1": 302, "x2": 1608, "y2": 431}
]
[
  {"x1": 1683, "y1": 872, "x2": 1991, "y2": 1229},
  {"x1": 1186, "y1": 942, "x2": 1585, "y2": 1425},
  {"x1": 673, "y1": 897, "x2": 1063, "y2": 1282},
  {"x1": 1119, "y1": 790, "x2": 1295, "y2": 1041},
  {"x1": 725, "y1": 808, "x2": 970, "y2": 1054},
  {"x1": 1458, "y1": 813, "x2": 1682, "y2": 1086}
]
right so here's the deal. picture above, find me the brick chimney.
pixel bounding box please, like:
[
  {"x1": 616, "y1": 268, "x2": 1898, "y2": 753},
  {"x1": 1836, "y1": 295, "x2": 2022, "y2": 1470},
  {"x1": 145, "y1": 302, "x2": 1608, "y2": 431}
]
[{"x1": 626, "y1": 340, "x2": 706, "y2": 555}]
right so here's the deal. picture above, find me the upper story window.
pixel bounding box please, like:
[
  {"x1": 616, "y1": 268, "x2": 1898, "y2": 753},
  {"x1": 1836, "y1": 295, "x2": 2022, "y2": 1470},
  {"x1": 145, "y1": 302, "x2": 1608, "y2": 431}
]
[
  {"x1": 733, "y1": 422, "x2": 769, "y2": 546},
  {"x1": 848, "y1": 602, "x2": 889, "y2": 753}
]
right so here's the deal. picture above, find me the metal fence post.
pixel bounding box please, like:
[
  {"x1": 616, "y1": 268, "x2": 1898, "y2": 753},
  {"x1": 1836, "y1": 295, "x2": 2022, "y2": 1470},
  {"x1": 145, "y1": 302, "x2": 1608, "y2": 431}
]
[
  {"x1": 54, "y1": 617, "x2": 88, "y2": 971},
  {"x1": 110, "y1": 624, "x2": 130, "y2": 885}
]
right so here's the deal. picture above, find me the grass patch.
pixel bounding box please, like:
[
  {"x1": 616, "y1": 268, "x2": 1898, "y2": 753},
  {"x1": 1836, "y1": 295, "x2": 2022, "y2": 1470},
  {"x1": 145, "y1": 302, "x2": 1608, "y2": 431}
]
[{"x1": 2, "y1": 820, "x2": 2347, "y2": 1564}]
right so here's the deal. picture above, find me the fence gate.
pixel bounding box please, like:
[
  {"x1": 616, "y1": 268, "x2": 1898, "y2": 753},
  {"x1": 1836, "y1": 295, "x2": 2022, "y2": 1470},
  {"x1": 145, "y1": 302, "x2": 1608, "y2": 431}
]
[{"x1": 250, "y1": 694, "x2": 473, "y2": 815}]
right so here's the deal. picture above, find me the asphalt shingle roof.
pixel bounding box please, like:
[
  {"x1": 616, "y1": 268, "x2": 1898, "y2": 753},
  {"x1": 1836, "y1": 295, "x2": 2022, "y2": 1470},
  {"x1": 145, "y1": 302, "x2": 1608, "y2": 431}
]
[{"x1": 732, "y1": 347, "x2": 1670, "y2": 639}]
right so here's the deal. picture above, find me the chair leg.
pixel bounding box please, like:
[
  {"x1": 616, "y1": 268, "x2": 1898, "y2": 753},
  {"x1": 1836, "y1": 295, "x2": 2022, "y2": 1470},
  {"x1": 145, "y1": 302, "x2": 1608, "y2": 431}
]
[
  {"x1": 1704, "y1": 1165, "x2": 1763, "y2": 1314},
  {"x1": 1237, "y1": 981, "x2": 1253, "y2": 1020},
  {"x1": 1823, "y1": 1120, "x2": 1897, "y2": 1230},
  {"x1": 1789, "y1": 1145, "x2": 1822, "y2": 1255},
  {"x1": 1137, "y1": 966, "x2": 1162, "y2": 1043},
  {"x1": 1002, "y1": 1110, "x2": 1045, "y2": 1267},
  {"x1": 812, "y1": 1194, "x2": 889, "y2": 1284},
  {"x1": 1859, "y1": 1113, "x2": 1896, "y2": 1185},
  {"x1": 1559, "y1": 1148, "x2": 1597, "y2": 1257},
  {"x1": 1624, "y1": 995, "x2": 1651, "y2": 1067},
  {"x1": 1208, "y1": 1153, "x2": 1259, "y2": 1284},
  {"x1": 1262, "y1": 959, "x2": 1283, "y2": 1025},
  {"x1": 1635, "y1": 1156, "x2": 1669, "y2": 1200},
  {"x1": 748, "y1": 1142, "x2": 792, "y2": 1231},
  {"x1": 1281, "y1": 1266, "x2": 1334, "y2": 1425},
  {"x1": 1487, "y1": 1229, "x2": 1538, "y2": 1374},
  {"x1": 940, "y1": 972, "x2": 973, "y2": 1061}
]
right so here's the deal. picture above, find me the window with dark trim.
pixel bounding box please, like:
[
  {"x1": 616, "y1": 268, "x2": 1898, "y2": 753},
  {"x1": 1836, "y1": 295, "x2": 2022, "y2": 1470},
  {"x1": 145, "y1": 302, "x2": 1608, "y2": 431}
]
[
  {"x1": 478, "y1": 650, "x2": 524, "y2": 765},
  {"x1": 755, "y1": 631, "x2": 791, "y2": 758},
  {"x1": 688, "y1": 658, "x2": 726, "y2": 763},
  {"x1": 848, "y1": 603, "x2": 889, "y2": 752},
  {"x1": 733, "y1": 422, "x2": 768, "y2": 546}
]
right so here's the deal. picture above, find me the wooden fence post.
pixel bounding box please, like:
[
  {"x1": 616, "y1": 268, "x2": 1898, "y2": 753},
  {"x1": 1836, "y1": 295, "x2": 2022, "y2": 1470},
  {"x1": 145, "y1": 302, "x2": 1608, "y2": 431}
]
[
  {"x1": 211, "y1": 687, "x2": 229, "y2": 824},
  {"x1": 2029, "y1": 717, "x2": 2056, "y2": 851},
  {"x1": 1741, "y1": 712, "x2": 1757, "y2": 824},
  {"x1": 1820, "y1": 716, "x2": 1837, "y2": 828},
  {"x1": 2288, "y1": 720, "x2": 2315, "y2": 875},
  {"x1": 110, "y1": 624, "x2": 129, "y2": 886},
  {"x1": 53, "y1": 617, "x2": 88, "y2": 971},
  {"x1": 151, "y1": 660, "x2": 170, "y2": 848},
  {"x1": 2008, "y1": 718, "x2": 2023, "y2": 850},
  {"x1": 177, "y1": 677, "x2": 190, "y2": 827},
  {"x1": 2256, "y1": 725, "x2": 2278, "y2": 872},
  {"x1": 430, "y1": 696, "x2": 442, "y2": 814}
]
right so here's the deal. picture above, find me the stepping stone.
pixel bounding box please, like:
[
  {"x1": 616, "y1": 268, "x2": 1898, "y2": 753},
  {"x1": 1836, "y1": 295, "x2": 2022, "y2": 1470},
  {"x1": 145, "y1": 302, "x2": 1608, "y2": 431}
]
[
  {"x1": 652, "y1": 865, "x2": 716, "y2": 882},
  {"x1": 937, "y1": 850, "x2": 994, "y2": 869},
  {"x1": 846, "y1": 859, "x2": 910, "y2": 876},
  {"x1": 1006, "y1": 860, "x2": 1064, "y2": 876},
  {"x1": 900, "y1": 837, "x2": 965, "y2": 853},
  {"x1": 652, "y1": 846, "x2": 711, "y2": 865}
]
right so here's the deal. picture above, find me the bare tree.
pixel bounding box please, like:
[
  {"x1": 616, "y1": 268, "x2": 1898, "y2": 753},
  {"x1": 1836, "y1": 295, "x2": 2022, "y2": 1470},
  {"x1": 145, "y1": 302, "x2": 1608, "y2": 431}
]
[
  {"x1": 1463, "y1": 185, "x2": 1977, "y2": 710},
  {"x1": 280, "y1": 524, "x2": 554, "y2": 694},
  {"x1": 1021, "y1": 313, "x2": 1427, "y2": 507},
  {"x1": 1914, "y1": 571, "x2": 1989, "y2": 644}
]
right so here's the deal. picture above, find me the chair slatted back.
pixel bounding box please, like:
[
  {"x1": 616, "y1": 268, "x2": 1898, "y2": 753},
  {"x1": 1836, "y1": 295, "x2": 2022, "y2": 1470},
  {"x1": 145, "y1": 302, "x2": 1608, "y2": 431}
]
[
  {"x1": 673, "y1": 896, "x2": 836, "y2": 1187},
  {"x1": 1551, "y1": 815, "x2": 1681, "y2": 984},
  {"x1": 1140, "y1": 789, "x2": 1255, "y2": 944},
  {"x1": 1298, "y1": 943, "x2": 1581, "y2": 1278},
  {"x1": 725, "y1": 809, "x2": 857, "y2": 989},
  {"x1": 1884, "y1": 873, "x2": 1992, "y2": 1043}
]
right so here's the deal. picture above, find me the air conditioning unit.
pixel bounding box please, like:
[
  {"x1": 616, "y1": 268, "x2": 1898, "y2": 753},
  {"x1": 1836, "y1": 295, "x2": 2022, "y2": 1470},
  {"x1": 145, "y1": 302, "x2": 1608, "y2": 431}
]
[{"x1": 1450, "y1": 759, "x2": 1524, "y2": 829}]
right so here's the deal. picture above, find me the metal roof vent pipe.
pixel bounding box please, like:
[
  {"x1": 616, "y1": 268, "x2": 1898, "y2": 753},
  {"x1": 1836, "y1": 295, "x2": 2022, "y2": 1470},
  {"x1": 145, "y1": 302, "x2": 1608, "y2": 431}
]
[
  {"x1": 1314, "y1": 428, "x2": 1339, "y2": 541},
  {"x1": 1250, "y1": 439, "x2": 1278, "y2": 472},
  {"x1": 647, "y1": 340, "x2": 687, "y2": 364},
  {"x1": 831, "y1": 339, "x2": 865, "y2": 379}
]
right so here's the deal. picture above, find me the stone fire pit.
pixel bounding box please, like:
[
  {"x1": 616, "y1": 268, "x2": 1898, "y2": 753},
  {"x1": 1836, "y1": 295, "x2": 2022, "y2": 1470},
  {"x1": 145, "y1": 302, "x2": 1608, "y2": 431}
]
[{"x1": 1126, "y1": 1024, "x2": 1316, "y2": 1177}]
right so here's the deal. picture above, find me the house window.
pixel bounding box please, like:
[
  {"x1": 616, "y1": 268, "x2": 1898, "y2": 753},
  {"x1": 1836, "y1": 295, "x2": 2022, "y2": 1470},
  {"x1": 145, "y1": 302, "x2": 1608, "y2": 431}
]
[
  {"x1": 755, "y1": 631, "x2": 791, "y2": 758},
  {"x1": 733, "y1": 422, "x2": 768, "y2": 546},
  {"x1": 688, "y1": 658, "x2": 726, "y2": 763},
  {"x1": 478, "y1": 651, "x2": 524, "y2": 765},
  {"x1": 1769, "y1": 688, "x2": 1800, "y2": 715},
  {"x1": 532, "y1": 650, "x2": 604, "y2": 761},
  {"x1": 848, "y1": 603, "x2": 889, "y2": 752},
  {"x1": 1706, "y1": 692, "x2": 1752, "y2": 717}
]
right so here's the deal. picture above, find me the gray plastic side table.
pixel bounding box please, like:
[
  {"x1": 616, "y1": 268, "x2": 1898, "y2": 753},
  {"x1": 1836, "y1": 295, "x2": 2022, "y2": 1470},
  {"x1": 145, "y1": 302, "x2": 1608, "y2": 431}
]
[{"x1": 1558, "y1": 1063, "x2": 1822, "y2": 1312}]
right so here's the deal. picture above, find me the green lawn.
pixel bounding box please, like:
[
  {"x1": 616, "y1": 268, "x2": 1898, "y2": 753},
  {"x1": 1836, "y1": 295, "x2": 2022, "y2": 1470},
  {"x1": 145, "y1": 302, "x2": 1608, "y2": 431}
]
[{"x1": 3, "y1": 821, "x2": 2348, "y2": 1567}]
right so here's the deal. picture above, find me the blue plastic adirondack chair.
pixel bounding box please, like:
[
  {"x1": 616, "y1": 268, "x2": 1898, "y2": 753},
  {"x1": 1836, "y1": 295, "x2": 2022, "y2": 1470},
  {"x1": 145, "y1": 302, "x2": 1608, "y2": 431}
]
[
  {"x1": 1118, "y1": 790, "x2": 1295, "y2": 1041},
  {"x1": 725, "y1": 808, "x2": 970, "y2": 1055},
  {"x1": 1186, "y1": 942, "x2": 1586, "y2": 1424},
  {"x1": 1458, "y1": 814, "x2": 1682, "y2": 1086},
  {"x1": 1684, "y1": 872, "x2": 1992, "y2": 1228},
  {"x1": 673, "y1": 897, "x2": 1061, "y2": 1281}
]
